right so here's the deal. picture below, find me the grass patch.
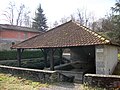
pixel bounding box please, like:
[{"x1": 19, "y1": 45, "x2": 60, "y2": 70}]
[
  {"x1": 83, "y1": 85, "x2": 105, "y2": 90},
  {"x1": 118, "y1": 54, "x2": 120, "y2": 60},
  {"x1": 0, "y1": 73, "x2": 106, "y2": 90},
  {"x1": 113, "y1": 54, "x2": 120, "y2": 75},
  {"x1": 113, "y1": 61, "x2": 120, "y2": 75},
  {"x1": 0, "y1": 73, "x2": 49, "y2": 90}
]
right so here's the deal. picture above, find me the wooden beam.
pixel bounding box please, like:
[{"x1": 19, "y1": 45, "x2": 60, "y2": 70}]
[
  {"x1": 59, "y1": 48, "x2": 63, "y2": 65},
  {"x1": 41, "y1": 49, "x2": 48, "y2": 67},
  {"x1": 17, "y1": 49, "x2": 22, "y2": 67},
  {"x1": 50, "y1": 49, "x2": 54, "y2": 71},
  {"x1": 44, "y1": 50, "x2": 47, "y2": 67}
]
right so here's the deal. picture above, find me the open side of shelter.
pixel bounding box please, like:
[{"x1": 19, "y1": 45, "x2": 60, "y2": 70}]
[{"x1": 11, "y1": 20, "x2": 119, "y2": 83}]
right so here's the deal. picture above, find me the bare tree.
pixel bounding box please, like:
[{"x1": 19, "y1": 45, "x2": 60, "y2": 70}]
[
  {"x1": 53, "y1": 21, "x2": 59, "y2": 27},
  {"x1": 2, "y1": 1, "x2": 31, "y2": 27},
  {"x1": 60, "y1": 17, "x2": 69, "y2": 23},
  {"x1": 23, "y1": 11, "x2": 31, "y2": 27},
  {"x1": 77, "y1": 9, "x2": 91, "y2": 26},
  {"x1": 16, "y1": 4, "x2": 25, "y2": 25},
  {"x1": 2, "y1": 2, "x2": 15, "y2": 25},
  {"x1": 77, "y1": 9, "x2": 85, "y2": 25},
  {"x1": 70, "y1": 14, "x2": 75, "y2": 21},
  {"x1": 75, "y1": 9, "x2": 95, "y2": 28}
]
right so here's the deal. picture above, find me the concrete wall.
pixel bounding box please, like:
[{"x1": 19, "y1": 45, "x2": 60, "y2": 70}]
[
  {"x1": 70, "y1": 46, "x2": 95, "y2": 62},
  {"x1": 96, "y1": 45, "x2": 118, "y2": 75}
]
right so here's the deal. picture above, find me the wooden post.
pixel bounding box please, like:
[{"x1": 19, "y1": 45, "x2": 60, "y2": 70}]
[
  {"x1": 17, "y1": 49, "x2": 22, "y2": 67},
  {"x1": 41, "y1": 49, "x2": 48, "y2": 67},
  {"x1": 44, "y1": 49, "x2": 47, "y2": 67},
  {"x1": 59, "y1": 48, "x2": 63, "y2": 65},
  {"x1": 50, "y1": 49, "x2": 54, "y2": 71}
]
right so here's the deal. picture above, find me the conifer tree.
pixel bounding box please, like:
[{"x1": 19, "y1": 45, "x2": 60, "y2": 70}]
[{"x1": 32, "y1": 4, "x2": 48, "y2": 32}]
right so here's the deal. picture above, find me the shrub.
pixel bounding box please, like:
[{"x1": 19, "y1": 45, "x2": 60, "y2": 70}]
[
  {"x1": 0, "y1": 50, "x2": 43, "y2": 60},
  {"x1": 0, "y1": 57, "x2": 64, "y2": 69}
]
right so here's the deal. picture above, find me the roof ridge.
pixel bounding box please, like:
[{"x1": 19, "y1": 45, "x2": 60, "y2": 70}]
[
  {"x1": 0, "y1": 24, "x2": 43, "y2": 33},
  {"x1": 0, "y1": 24, "x2": 32, "y2": 29},
  {"x1": 73, "y1": 21, "x2": 110, "y2": 44}
]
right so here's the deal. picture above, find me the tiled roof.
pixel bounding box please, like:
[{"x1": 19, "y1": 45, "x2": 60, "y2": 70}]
[
  {"x1": 12, "y1": 20, "x2": 115, "y2": 49},
  {"x1": 0, "y1": 24, "x2": 42, "y2": 33}
]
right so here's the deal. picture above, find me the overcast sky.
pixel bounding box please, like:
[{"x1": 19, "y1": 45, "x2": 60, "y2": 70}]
[{"x1": 0, "y1": 0, "x2": 116, "y2": 26}]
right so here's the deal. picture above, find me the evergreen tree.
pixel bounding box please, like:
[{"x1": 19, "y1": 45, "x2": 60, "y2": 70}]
[
  {"x1": 32, "y1": 4, "x2": 48, "y2": 32},
  {"x1": 94, "y1": 0, "x2": 120, "y2": 44},
  {"x1": 111, "y1": 0, "x2": 120, "y2": 44}
]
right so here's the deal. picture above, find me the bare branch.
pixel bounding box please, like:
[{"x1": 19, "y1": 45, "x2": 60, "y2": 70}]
[
  {"x1": 16, "y1": 4, "x2": 25, "y2": 25},
  {"x1": 2, "y1": 1, "x2": 31, "y2": 26}
]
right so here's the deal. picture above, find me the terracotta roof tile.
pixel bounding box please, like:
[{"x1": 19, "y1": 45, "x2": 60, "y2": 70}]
[{"x1": 12, "y1": 20, "x2": 114, "y2": 49}]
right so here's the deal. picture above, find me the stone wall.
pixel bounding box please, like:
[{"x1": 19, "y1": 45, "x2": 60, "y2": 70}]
[
  {"x1": 84, "y1": 74, "x2": 120, "y2": 89},
  {"x1": 0, "y1": 65, "x2": 72, "y2": 83}
]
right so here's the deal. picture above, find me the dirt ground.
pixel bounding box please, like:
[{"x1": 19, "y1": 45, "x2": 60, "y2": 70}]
[{"x1": 40, "y1": 82, "x2": 84, "y2": 90}]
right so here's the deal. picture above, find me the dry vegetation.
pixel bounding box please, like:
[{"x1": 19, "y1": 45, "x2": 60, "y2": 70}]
[
  {"x1": 0, "y1": 73, "x2": 105, "y2": 90},
  {"x1": 0, "y1": 73, "x2": 49, "y2": 90},
  {"x1": 113, "y1": 54, "x2": 120, "y2": 75}
]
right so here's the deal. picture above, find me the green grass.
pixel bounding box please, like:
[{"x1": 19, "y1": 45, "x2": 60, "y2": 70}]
[
  {"x1": 118, "y1": 54, "x2": 120, "y2": 60},
  {"x1": 113, "y1": 61, "x2": 120, "y2": 75},
  {"x1": 0, "y1": 73, "x2": 49, "y2": 90},
  {"x1": 113, "y1": 54, "x2": 120, "y2": 75}
]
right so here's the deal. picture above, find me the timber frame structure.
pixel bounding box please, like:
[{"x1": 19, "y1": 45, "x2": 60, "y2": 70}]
[
  {"x1": 12, "y1": 20, "x2": 119, "y2": 73},
  {"x1": 16, "y1": 48, "x2": 63, "y2": 71}
]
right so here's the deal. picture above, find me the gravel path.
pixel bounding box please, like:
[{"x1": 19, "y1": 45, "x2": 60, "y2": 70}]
[{"x1": 40, "y1": 82, "x2": 84, "y2": 90}]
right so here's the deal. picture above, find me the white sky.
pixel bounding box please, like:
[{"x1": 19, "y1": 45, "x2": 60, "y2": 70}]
[{"x1": 0, "y1": 0, "x2": 116, "y2": 26}]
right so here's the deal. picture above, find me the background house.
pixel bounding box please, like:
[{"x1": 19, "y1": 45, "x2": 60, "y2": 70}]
[{"x1": 0, "y1": 24, "x2": 43, "y2": 50}]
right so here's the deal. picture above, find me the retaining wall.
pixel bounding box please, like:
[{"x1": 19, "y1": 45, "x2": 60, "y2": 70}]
[
  {"x1": 84, "y1": 74, "x2": 120, "y2": 89},
  {"x1": 0, "y1": 65, "x2": 72, "y2": 83}
]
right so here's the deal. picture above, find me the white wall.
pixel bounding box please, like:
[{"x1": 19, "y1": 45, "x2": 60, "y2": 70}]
[{"x1": 96, "y1": 45, "x2": 118, "y2": 75}]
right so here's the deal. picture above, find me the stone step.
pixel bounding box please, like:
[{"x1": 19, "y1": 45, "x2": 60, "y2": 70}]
[{"x1": 57, "y1": 70, "x2": 84, "y2": 83}]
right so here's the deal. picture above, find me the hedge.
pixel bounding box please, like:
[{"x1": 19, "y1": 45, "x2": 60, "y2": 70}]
[
  {"x1": 0, "y1": 50, "x2": 43, "y2": 60},
  {"x1": 0, "y1": 58, "x2": 64, "y2": 69}
]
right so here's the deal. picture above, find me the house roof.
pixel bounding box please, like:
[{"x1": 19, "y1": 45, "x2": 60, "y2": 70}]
[
  {"x1": 0, "y1": 24, "x2": 42, "y2": 33},
  {"x1": 12, "y1": 20, "x2": 116, "y2": 49}
]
